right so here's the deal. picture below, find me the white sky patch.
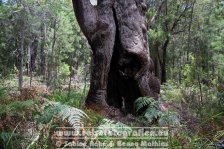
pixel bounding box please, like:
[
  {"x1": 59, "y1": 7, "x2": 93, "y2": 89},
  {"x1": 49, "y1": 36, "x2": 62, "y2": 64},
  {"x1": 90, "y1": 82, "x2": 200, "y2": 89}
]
[{"x1": 90, "y1": 0, "x2": 97, "y2": 6}]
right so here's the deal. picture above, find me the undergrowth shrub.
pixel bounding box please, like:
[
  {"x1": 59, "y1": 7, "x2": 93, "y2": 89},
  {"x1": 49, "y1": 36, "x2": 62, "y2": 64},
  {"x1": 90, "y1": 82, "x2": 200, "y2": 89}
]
[
  {"x1": 217, "y1": 92, "x2": 224, "y2": 110},
  {"x1": 0, "y1": 127, "x2": 22, "y2": 149},
  {"x1": 161, "y1": 82, "x2": 183, "y2": 102},
  {"x1": 35, "y1": 102, "x2": 89, "y2": 127},
  {"x1": 27, "y1": 102, "x2": 89, "y2": 148},
  {"x1": 0, "y1": 87, "x2": 36, "y2": 117},
  {"x1": 0, "y1": 87, "x2": 37, "y2": 148},
  {"x1": 48, "y1": 90, "x2": 82, "y2": 108},
  {"x1": 159, "y1": 81, "x2": 224, "y2": 148},
  {"x1": 135, "y1": 97, "x2": 180, "y2": 126}
]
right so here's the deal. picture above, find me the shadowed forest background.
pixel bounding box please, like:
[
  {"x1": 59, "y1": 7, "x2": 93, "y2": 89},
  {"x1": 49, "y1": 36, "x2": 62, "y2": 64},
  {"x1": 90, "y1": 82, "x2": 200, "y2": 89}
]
[{"x1": 0, "y1": 0, "x2": 224, "y2": 148}]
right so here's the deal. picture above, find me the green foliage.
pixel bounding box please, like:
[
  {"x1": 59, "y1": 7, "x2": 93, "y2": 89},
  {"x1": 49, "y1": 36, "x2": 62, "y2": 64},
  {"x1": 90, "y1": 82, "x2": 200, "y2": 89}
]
[
  {"x1": 183, "y1": 54, "x2": 205, "y2": 86},
  {"x1": 0, "y1": 122, "x2": 21, "y2": 149},
  {"x1": 144, "y1": 106, "x2": 162, "y2": 123},
  {"x1": 147, "y1": 27, "x2": 166, "y2": 43},
  {"x1": 135, "y1": 96, "x2": 180, "y2": 126},
  {"x1": 0, "y1": 76, "x2": 18, "y2": 91},
  {"x1": 96, "y1": 119, "x2": 132, "y2": 137},
  {"x1": 35, "y1": 104, "x2": 57, "y2": 124},
  {"x1": 0, "y1": 87, "x2": 8, "y2": 100},
  {"x1": 147, "y1": 0, "x2": 224, "y2": 86},
  {"x1": 168, "y1": 129, "x2": 211, "y2": 149},
  {"x1": 58, "y1": 63, "x2": 70, "y2": 80},
  {"x1": 0, "y1": 87, "x2": 36, "y2": 116},
  {"x1": 84, "y1": 109, "x2": 104, "y2": 126},
  {"x1": 57, "y1": 103, "x2": 89, "y2": 127},
  {"x1": 135, "y1": 97, "x2": 162, "y2": 123},
  {"x1": 135, "y1": 96, "x2": 155, "y2": 112},
  {"x1": 36, "y1": 102, "x2": 88, "y2": 127},
  {"x1": 0, "y1": 132, "x2": 11, "y2": 143},
  {"x1": 93, "y1": 119, "x2": 133, "y2": 147},
  {"x1": 217, "y1": 92, "x2": 224, "y2": 109},
  {"x1": 0, "y1": 100, "x2": 35, "y2": 115},
  {"x1": 161, "y1": 82, "x2": 183, "y2": 102},
  {"x1": 159, "y1": 111, "x2": 180, "y2": 126},
  {"x1": 49, "y1": 90, "x2": 82, "y2": 108},
  {"x1": 0, "y1": 0, "x2": 223, "y2": 148},
  {"x1": 0, "y1": 0, "x2": 90, "y2": 85}
]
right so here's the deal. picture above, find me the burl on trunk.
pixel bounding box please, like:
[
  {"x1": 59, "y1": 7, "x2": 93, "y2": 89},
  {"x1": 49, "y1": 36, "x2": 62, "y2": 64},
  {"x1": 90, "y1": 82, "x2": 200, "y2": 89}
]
[{"x1": 72, "y1": 0, "x2": 160, "y2": 114}]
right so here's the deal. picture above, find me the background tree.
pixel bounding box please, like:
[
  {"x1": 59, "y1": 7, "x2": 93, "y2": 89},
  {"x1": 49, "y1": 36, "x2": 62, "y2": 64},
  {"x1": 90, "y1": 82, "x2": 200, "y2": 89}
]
[{"x1": 0, "y1": 0, "x2": 91, "y2": 95}]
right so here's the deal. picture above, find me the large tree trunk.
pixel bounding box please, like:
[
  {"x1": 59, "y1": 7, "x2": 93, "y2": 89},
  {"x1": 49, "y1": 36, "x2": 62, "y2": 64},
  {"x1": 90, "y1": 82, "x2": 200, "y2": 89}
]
[{"x1": 72, "y1": 0, "x2": 160, "y2": 114}]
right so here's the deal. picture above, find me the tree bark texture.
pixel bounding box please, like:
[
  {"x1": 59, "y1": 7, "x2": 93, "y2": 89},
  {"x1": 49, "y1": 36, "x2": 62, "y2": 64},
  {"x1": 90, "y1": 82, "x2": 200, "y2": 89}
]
[{"x1": 72, "y1": 0, "x2": 160, "y2": 114}]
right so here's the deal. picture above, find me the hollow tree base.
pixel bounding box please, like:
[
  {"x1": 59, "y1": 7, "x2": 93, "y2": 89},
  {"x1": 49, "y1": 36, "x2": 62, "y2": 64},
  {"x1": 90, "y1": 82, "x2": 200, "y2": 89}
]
[{"x1": 72, "y1": 0, "x2": 160, "y2": 115}]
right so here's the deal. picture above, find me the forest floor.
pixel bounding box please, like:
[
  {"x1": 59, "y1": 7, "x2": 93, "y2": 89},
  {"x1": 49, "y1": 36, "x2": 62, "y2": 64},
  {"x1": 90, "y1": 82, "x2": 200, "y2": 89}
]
[{"x1": 0, "y1": 77, "x2": 224, "y2": 148}]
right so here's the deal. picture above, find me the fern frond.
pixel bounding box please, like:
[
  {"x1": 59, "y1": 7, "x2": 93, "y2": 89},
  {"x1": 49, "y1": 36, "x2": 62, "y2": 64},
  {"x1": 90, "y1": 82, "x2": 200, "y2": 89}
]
[
  {"x1": 135, "y1": 97, "x2": 154, "y2": 112},
  {"x1": 36, "y1": 101, "x2": 89, "y2": 128},
  {"x1": 144, "y1": 107, "x2": 162, "y2": 123},
  {"x1": 96, "y1": 119, "x2": 132, "y2": 137},
  {"x1": 55, "y1": 103, "x2": 89, "y2": 128},
  {"x1": 161, "y1": 83, "x2": 173, "y2": 90},
  {"x1": 0, "y1": 123, "x2": 20, "y2": 145},
  {"x1": 158, "y1": 111, "x2": 180, "y2": 126},
  {"x1": 0, "y1": 132, "x2": 12, "y2": 142}
]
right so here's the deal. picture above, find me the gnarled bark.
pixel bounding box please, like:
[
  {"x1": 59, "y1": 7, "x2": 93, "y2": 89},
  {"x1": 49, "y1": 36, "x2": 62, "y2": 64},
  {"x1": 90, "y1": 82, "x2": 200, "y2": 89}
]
[{"x1": 72, "y1": 0, "x2": 160, "y2": 114}]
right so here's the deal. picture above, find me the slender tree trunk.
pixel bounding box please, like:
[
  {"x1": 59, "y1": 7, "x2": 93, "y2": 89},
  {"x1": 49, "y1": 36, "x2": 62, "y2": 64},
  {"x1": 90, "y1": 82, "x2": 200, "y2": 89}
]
[
  {"x1": 67, "y1": 71, "x2": 72, "y2": 99},
  {"x1": 187, "y1": 0, "x2": 196, "y2": 61},
  {"x1": 72, "y1": 0, "x2": 160, "y2": 114},
  {"x1": 27, "y1": 44, "x2": 31, "y2": 76},
  {"x1": 198, "y1": 73, "x2": 203, "y2": 104},
  {"x1": 47, "y1": 19, "x2": 57, "y2": 87},
  {"x1": 160, "y1": 0, "x2": 169, "y2": 84},
  {"x1": 152, "y1": 42, "x2": 161, "y2": 79},
  {"x1": 19, "y1": 33, "x2": 24, "y2": 91},
  {"x1": 82, "y1": 69, "x2": 89, "y2": 107},
  {"x1": 179, "y1": 51, "x2": 182, "y2": 84},
  {"x1": 29, "y1": 37, "x2": 38, "y2": 87},
  {"x1": 161, "y1": 37, "x2": 169, "y2": 83},
  {"x1": 39, "y1": 23, "x2": 47, "y2": 76},
  {"x1": 68, "y1": 54, "x2": 74, "y2": 99}
]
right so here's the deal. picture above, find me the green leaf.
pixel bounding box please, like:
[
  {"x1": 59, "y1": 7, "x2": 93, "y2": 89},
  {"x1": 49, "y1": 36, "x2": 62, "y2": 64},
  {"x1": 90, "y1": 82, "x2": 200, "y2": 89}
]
[{"x1": 135, "y1": 97, "x2": 154, "y2": 112}]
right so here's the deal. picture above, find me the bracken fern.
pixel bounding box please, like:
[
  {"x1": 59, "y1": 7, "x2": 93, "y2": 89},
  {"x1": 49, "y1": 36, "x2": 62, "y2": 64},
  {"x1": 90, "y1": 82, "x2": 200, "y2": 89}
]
[
  {"x1": 135, "y1": 97, "x2": 155, "y2": 112},
  {"x1": 41, "y1": 101, "x2": 89, "y2": 128},
  {"x1": 135, "y1": 97, "x2": 180, "y2": 125},
  {"x1": 96, "y1": 119, "x2": 132, "y2": 137},
  {"x1": 57, "y1": 104, "x2": 89, "y2": 127}
]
